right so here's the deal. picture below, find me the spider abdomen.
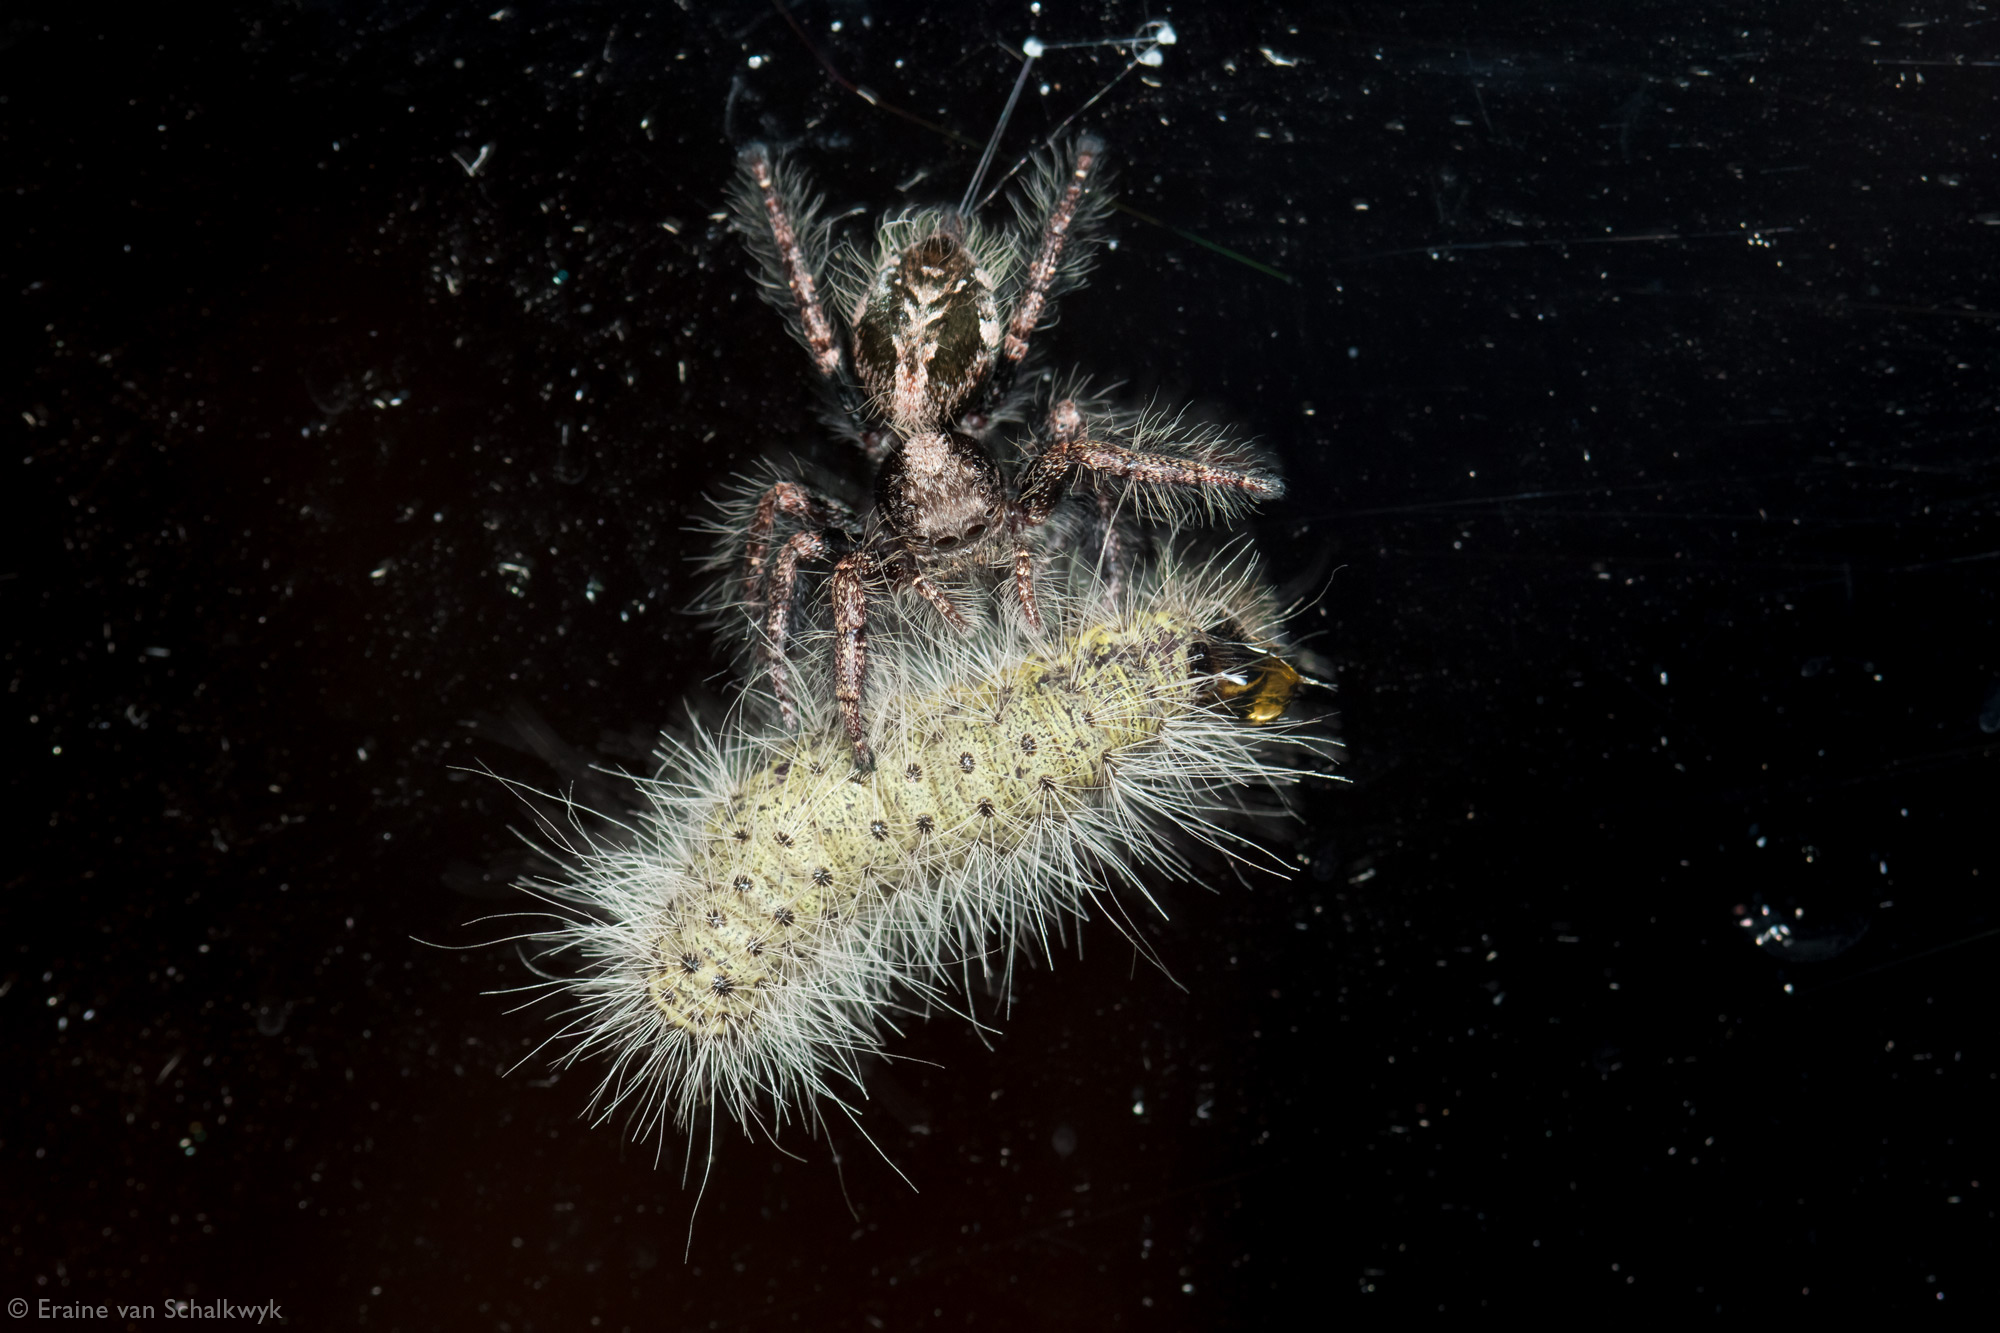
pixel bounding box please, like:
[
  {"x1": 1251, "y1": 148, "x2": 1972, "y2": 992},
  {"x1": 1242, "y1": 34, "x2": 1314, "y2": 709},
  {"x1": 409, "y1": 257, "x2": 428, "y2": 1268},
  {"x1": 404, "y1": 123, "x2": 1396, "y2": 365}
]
[{"x1": 852, "y1": 231, "x2": 1001, "y2": 429}]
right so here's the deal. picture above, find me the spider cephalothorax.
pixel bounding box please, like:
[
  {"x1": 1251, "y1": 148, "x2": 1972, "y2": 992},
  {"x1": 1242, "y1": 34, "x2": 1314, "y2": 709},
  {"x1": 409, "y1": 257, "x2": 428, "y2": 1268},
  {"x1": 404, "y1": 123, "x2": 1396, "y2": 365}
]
[{"x1": 724, "y1": 134, "x2": 1282, "y2": 766}]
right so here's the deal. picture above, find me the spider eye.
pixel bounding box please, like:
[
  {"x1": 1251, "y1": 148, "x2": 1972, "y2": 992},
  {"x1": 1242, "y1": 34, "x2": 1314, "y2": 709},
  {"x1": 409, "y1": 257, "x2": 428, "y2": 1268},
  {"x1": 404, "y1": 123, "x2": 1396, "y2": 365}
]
[
  {"x1": 934, "y1": 534, "x2": 960, "y2": 551},
  {"x1": 963, "y1": 522, "x2": 987, "y2": 541}
]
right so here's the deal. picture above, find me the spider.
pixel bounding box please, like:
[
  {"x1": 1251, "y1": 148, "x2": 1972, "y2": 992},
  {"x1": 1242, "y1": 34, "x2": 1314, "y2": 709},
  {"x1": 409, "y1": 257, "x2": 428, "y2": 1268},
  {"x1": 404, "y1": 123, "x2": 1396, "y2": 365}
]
[{"x1": 726, "y1": 133, "x2": 1283, "y2": 766}]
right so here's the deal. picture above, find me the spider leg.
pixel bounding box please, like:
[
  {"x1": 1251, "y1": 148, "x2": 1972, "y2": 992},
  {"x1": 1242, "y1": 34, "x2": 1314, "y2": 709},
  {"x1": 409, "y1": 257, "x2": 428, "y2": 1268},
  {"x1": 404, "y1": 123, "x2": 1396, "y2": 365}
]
[
  {"x1": 1024, "y1": 397, "x2": 1282, "y2": 511},
  {"x1": 1072, "y1": 436, "x2": 1282, "y2": 497},
  {"x1": 762, "y1": 528, "x2": 833, "y2": 731},
  {"x1": 1011, "y1": 546, "x2": 1042, "y2": 631},
  {"x1": 734, "y1": 145, "x2": 873, "y2": 436},
  {"x1": 1007, "y1": 395, "x2": 1098, "y2": 630},
  {"x1": 744, "y1": 481, "x2": 857, "y2": 603},
  {"x1": 1014, "y1": 398, "x2": 1091, "y2": 526},
  {"x1": 1012, "y1": 396, "x2": 1278, "y2": 614},
  {"x1": 986, "y1": 135, "x2": 1107, "y2": 407},
  {"x1": 829, "y1": 551, "x2": 878, "y2": 767},
  {"x1": 738, "y1": 145, "x2": 843, "y2": 380},
  {"x1": 1093, "y1": 489, "x2": 1125, "y2": 603},
  {"x1": 1003, "y1": 135, "x2": 1105, "y2": 368}
]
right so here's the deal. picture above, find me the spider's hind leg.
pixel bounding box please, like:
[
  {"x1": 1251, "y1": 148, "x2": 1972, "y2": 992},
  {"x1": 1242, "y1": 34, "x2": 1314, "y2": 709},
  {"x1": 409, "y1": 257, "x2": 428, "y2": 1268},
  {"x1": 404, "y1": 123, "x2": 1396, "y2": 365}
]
[
  {"x1": 982, "y1": 135, "x2": 1112, "y2": 411},
  {"x1": 733, "y1": 144, "x2": 842, "y2": 377},
  {"x1": 731, "y1": 144, "x2": 872, "y2": 432}
]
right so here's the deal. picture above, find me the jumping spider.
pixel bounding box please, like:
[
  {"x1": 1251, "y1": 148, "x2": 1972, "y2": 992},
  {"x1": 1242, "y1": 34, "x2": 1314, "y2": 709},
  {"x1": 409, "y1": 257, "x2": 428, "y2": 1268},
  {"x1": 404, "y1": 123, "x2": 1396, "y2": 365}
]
[{"x1": 726, "y1": 134, "x2": 1282, "y2": 766}]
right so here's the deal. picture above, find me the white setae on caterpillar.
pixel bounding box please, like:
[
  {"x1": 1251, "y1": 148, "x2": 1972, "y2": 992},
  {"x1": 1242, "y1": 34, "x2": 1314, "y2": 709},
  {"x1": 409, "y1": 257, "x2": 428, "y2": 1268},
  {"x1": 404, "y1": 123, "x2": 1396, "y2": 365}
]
[{"x1": 514, "y1": 545, "x2": 1327, "y2": 1155}]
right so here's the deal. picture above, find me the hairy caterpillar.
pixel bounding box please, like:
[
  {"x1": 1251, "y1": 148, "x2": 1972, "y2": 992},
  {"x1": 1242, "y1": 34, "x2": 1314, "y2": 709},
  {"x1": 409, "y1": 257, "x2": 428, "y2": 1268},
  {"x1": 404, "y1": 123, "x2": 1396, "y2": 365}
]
[{"x1": 516, "y1": 547, "x2": 1327, "y2": 1151}]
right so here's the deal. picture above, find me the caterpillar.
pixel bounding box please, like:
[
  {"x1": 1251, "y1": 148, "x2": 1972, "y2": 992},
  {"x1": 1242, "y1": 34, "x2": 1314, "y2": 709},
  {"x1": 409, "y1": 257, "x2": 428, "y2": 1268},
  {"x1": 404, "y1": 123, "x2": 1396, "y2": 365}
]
[{"x1": 514, "y1": 546, "x2": 1329, "y2": 1152}]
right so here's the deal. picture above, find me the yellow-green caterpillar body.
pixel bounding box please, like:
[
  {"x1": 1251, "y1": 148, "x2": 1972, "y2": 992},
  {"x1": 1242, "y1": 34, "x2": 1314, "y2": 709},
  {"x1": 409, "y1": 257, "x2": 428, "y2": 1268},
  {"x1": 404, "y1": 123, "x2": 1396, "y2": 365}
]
[{"x1": 522, "y1": 549, "x2": 1327, "y2": 1146}]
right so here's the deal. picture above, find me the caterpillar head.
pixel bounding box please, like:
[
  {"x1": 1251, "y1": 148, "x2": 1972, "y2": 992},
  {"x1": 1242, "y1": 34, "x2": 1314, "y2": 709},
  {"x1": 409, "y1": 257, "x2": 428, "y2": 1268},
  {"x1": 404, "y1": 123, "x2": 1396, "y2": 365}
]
[{"x1": 1191, "y1": 623, "x2": 1306, "y2": 726}]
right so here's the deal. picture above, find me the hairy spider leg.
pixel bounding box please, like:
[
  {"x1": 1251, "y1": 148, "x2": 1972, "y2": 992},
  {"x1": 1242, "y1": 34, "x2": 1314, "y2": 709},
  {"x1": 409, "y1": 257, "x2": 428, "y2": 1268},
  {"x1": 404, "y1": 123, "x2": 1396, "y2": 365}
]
[
  {"x1": 831, "y1": 555, "x2": 969, "y2": 763},
  {"x1": 740, "y1": 145, "x2": 843, "y2": 379},
  {"x1": 819, "y1": 550, "x2": 971, "y2": 766},
  {"x1": 763, "y1": 528, "x2": 835, "y2": 730},
  {"x1": 1007, "y1": 397, "x2": 1087, "y2": 631},
  {"x1": 735, "y1": 144, "x2": 876, "y2": 445},
  {"x1": 1011, "y1": 397, "x2": 1285, "y2": 628},
  {"x1": 1069, "y1": 432, "x2": 1286, "y2": 499},
  {"x1": 828, "y1": 552, "x2": 874, "y2": 767},
  {"x1": 907, "y1": 568, "x2": 969, "y2": 629},
  {"x1": 751, "y1": 517, "x2": 976, "y2": 760},
  {"x1": 745, "y1": 481, "x2": 859, "y2": 602},
  {"x1": 1093, "y1": 490, "x2": 1125, "y2": 603},
  {"x1": 988, "y1": 133, "x2": 1107, "y2": 407},
  {"x1": 1038, "y1": 399, "x2": 1284, "y2": 500}
]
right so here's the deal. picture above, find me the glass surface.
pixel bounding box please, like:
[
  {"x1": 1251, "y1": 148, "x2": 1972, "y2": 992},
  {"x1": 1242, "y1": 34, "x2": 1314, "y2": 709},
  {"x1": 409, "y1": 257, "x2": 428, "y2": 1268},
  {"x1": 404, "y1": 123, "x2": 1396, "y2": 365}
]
[{"x1": 9, "y1": 1, "x2": 1994, "y2": 1321}]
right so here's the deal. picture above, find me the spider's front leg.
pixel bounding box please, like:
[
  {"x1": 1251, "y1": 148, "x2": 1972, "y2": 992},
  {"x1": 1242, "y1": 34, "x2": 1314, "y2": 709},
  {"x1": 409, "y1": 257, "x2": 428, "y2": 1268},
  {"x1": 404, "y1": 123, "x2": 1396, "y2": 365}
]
[
  {"x1": 760, "y1": 527, "x2": 835, "y2": 732},
  {"x1": 752, "y1": 519, "x2": 882, "y2": 764},
  {"x1": 828, "y1": 549, "x2": 879, "y2": 769},
  {"x1": 822, "y1": 546, "x2": 967, "y2": 769},
  {"x1": 743, "y1": 481, "x2": 856, "y2": 603}
]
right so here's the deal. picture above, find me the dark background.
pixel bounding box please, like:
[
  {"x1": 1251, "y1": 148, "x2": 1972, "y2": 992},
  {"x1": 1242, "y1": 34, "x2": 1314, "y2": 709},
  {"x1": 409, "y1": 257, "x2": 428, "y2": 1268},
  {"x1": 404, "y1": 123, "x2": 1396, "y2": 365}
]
[{"x1": 7, "y1": 0, "x2": 1997, "y2": 1324}]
